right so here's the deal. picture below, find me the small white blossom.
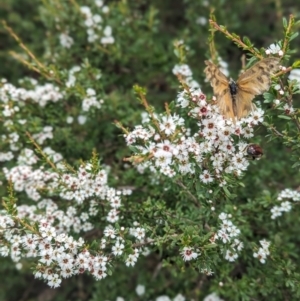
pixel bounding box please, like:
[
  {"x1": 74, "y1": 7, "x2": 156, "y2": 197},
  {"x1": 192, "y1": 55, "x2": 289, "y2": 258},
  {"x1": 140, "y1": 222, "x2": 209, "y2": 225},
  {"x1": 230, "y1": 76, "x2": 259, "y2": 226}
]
[{"x1": 181, "y1": 247, "x2": 199, "y2": 261}]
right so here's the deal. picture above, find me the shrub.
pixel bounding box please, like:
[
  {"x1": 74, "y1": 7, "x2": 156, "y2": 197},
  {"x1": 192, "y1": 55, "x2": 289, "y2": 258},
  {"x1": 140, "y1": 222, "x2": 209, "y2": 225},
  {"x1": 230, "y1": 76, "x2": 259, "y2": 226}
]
[{"x1": 1, "y1": 1, "x2": 300, "y2": 300}]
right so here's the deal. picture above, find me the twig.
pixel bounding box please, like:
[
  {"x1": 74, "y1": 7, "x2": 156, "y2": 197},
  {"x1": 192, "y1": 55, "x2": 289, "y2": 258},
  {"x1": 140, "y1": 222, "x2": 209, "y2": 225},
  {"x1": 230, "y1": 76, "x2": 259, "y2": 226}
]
[
  {"x1": 209, "y1": 19, "x2": 262, "y2": 59},
  {"x1": 176, "y1": 180, "x2": 201, "y2": 208}
]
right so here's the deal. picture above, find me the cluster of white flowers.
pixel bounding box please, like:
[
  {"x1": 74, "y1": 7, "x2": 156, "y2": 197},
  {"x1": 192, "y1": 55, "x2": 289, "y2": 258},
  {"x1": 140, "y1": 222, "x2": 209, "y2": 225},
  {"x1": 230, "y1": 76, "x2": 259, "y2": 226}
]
[
  {"x1": 270, "y1": 188, "x2": 300, "y2": 219},
  {"x1": 59, "y1": 32, "x2": 74, "y2": 49},
  {"x1": 0, "y1": 151, "x2": 14, "y2": 162},
  {"x1": 272, "y1": 79, "x2": 295, "y2": 115},
  {"x1": 66, "y1": 66, "x2": 81, "y2": 87},
  {"x1": 173, "y1": 63, "x2": 202, "y2": 89},
  {"x1": 0, "y1": 162, "x2": 151, "y2": 287},
  {"x1": 43, "y1": 147, "x2": 63, "y2": 163},
  {"x1": 82, "y1": 88, "x2": 104, "y2": 111},
  {"x1": 17, "y1": 148, "x2": 39, "y2": 165},
  {"x1": 66, "y1": 65, "x2": 102, "y2": 88},
  {"x1": 3, "y1": 165, "x2": 57, "y2": 200},
  {"x1": 125, "y1": 64, "x2": 264, "y2": 185},
  {"x1": 215, "y1": 213, "x2": 243, "y2": 262},
  {"x1": 80, "y1": 2, "x2": 114, "y2": 45},
  {"x1": 0, "y1": 78, "x2": 64, "y2": 161},
  {"x1": 253, "y1": 239, "x2": 271, "y2": 264},
  {"x1": 32, "y1": 126, "x2": 54, "y2": 145},
  {"x1": 0, "y1": 78, "x2": 64, "y2": 107},
  {"x1": 265, "y1": 43, "x2": 284, "y2": 56},
  {"x1": 65, "y1": 67, "x2": 103, "y2": 113},
  {"x1": 125, "y1": 247, "x2": 140, "y2": 267}
]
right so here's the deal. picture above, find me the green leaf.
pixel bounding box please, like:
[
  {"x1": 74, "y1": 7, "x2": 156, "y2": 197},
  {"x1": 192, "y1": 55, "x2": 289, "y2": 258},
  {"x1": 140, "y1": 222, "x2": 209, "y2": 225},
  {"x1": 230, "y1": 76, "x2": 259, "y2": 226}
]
[
  {"x1": 289, "y1": 32, "x2": 299, "y2": 42},
  {"x1": 282, "y1": 17, "x2": 288, "y2": 28},
  {"x1": 243, "y1": 36, "x2": 253, "y2": 47},
  {"x1": 292, "y1": 60, "x2": 300, "y2": 68},
  {"x1": 278, "y1": 115, "x2": 292, "y2": 120},
  {"x1": 204, "y1": 243, "x2": 218, "y2": 249},
  {"x1": 223, "y1": 186, "x2": 232, "y2": 198},
  {"x1": 263, "y1": 92, "x2": 275, "y2": 103}
]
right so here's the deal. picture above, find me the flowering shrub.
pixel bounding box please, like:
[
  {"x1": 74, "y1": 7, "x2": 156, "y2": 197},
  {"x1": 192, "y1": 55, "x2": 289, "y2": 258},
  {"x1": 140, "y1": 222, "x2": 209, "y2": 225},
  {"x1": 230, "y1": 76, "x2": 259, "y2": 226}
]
[{"x1": 1, "y1": 1, "x2": 300, "y2": 300}]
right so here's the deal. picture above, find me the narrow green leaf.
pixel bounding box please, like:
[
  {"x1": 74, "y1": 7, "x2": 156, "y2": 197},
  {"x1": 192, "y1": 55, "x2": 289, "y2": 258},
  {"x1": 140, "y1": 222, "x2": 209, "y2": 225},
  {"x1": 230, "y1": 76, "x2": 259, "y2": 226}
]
[
  {"x1": 289, "y1": 32, "x2": 299, "y2": 42},
  {"x1": 282, "y1": 17, "x2": 288, "y2": 28},
  {"x1": 278, "y1": 115, "x2": 292, "y2": 120}
]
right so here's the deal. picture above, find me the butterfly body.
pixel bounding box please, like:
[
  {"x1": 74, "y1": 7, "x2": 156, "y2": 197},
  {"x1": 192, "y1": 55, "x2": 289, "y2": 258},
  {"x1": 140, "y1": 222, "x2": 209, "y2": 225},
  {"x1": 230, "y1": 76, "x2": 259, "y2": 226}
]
[
  {"x1": 229, "y1": 79, "x2": 238, "y2": 96},
  {"x1": 204, "y1": 58, "x2": 280, "y2": 120},
  {"x1": 229, "y1": 79, "x2": 238, "y2": 116}
]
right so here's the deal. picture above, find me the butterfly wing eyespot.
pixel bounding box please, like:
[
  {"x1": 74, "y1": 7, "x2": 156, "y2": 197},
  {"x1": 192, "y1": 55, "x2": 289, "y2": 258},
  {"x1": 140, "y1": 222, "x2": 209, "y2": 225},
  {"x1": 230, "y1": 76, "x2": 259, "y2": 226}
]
[
  {"x1": 236, "y1": 57, "x2": 280, "y2": 119},
  {"x1": 204, "y1": 61, "x2": 235, "y2": 120}
]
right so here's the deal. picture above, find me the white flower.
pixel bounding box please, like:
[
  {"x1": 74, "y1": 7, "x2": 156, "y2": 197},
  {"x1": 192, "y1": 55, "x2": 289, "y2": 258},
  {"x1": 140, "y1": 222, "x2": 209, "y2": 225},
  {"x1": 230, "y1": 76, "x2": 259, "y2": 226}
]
[
  {"x1": 225, "y1": 249, "x2": 238, "y2": 262},
  {"x1": 160, "y1": 116, "x2": 177, "y2": 135},
  {"x1": 107, "y1": 209, "x2": 119, "y2": 223},
  {"x1": 200, "y1": 170, "x2": 214, "y2": 184},
  {"x1": 133, "y1": 227, "x2": 146, "y2": 240},
  {"x1": 112, "y1": 241, "x2": 124, "y2": 256},
  {"x1": 173, "y1": 293, "x2": 185, "y2": 301},
  {"x1": 125, "y1": 254, "x2": 137, "y2": 266},
  {"x1": 135, "y1": 284, "x2": 145, "y2": 296},
  {"x1": 95, "y1": 0, "x2": 103, "y2": 7},
  {"x1": 47, "y1": 274, "x2": 62, "y2": 288},
  {"x1": 231, "y1": 239, "x2": 244, "y2": 251},
  {"x1": 289, "y1": 69, "x2": 300, "y2": 87},
  {"x1": 156, "y1": 296, "x2": 171, "y2": 301},
  {"x1": 266, "y1": 43, "x2": 282, "y2": 54},
  {"x1": 196, "y1": 16, "x2": 207, "y2": 25},
  {"x1": 103, "y1": 25, "x2": 112, "y2": 36},
  {"x1": 78, "y1": 115, "x2": 87, "y2": 124},
  {"x1": 259, "y1": 239, "x2": 270, "y2": 250},
  {"x1": 101, "y1": 36, "x2": 115, "y2": 44},
  {"x1": 253, "y1": 247, "x2": 269, "y2": 264},
  {"x1": 280, "y1": 201, "x2": 292, "y2": 212},
  {"x1": 59, "y1": 33, "x2": 74, "y2": 49},
  {"x1": 217, "y1": 229, "x2": 230, "y2": 244},
  {"x1": 181, "y1": 247, "x2": 198, "y2": 261},
  {"x1": 219, "y1": 212, "x2": 228, "y2": 220},
  {"x1": 271, "y1": 206, "x2": 282, "y2": 219},
  {"x1": 80, "y1": 6, "x2": 91, "y2": 16},
  {"x1": 172, "y1": 64, "x2": 192, "y2": 77},
  {"x1": 203, "y1": 292, "x2": 224, "y2": 301}
]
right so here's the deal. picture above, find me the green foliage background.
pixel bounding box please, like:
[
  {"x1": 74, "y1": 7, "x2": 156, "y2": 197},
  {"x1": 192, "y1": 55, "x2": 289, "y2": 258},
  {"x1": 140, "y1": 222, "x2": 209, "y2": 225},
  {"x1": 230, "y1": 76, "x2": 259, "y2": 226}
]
[{"x1": 1, "y1": 0, "x2": 300, "y2": 300}]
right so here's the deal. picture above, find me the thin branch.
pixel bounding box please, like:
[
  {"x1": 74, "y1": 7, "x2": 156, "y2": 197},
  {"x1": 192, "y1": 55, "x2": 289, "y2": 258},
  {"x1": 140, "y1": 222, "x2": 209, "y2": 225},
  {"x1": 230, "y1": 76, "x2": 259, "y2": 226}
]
[
  {"x1": 208, "y1": 20, "x2": 262, "y2": 59},
  {"x1": 26, "y1": 132, "x2": 60, "y2": 172},
  {"x1": 176, "y1": 180, "x2": 201, "y2": 208}
]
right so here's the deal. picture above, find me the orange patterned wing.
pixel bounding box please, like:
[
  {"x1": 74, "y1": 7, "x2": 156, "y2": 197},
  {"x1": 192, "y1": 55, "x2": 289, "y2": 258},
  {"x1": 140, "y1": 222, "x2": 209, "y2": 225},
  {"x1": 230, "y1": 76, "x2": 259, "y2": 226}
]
[
  {"x1": 235, "y1": 57, "x2": 280, "y2": 119},
  {"x1": 204, "y1": 60, "x2": 235, "y2": 120}
]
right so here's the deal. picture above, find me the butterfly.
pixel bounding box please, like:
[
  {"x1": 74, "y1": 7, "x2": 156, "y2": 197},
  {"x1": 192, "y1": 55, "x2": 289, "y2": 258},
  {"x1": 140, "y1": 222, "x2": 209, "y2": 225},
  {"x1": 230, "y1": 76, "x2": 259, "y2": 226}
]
[{"x1": 204, "y1": 57, "x2": 280, "y2": 120}]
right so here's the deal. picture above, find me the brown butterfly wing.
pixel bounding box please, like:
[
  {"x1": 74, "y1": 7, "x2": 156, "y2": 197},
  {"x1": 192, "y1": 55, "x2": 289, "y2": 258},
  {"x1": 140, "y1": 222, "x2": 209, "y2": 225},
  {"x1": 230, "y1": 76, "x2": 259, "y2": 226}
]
[
  {"x1": 236, "y1": 57, "x2": 280, "y2": 119},
  {"x1": 235, "y1": 92, "x2": 257, "y2": 119},
  {"x1": 204, "y1": 61, "x2": 235, "y2": 120}
]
